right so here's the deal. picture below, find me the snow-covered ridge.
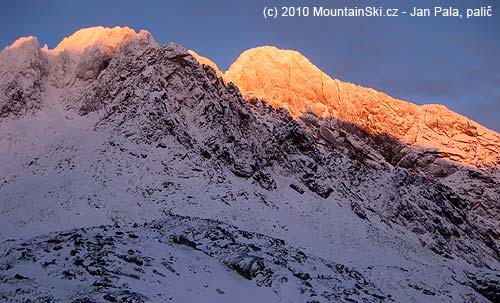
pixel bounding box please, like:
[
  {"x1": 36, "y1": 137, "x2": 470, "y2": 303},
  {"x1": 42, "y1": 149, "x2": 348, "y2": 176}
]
[
  {"x1": 0, "y1": 26, "x2": 499, "y2": 302},
  {"x1": 2, "y1": 26, "x2": 498, "y2": 168}
]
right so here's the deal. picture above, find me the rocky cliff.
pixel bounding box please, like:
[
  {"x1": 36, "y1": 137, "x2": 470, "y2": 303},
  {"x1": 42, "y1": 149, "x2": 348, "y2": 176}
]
[{"x1": 224, "y1": 46, "x2": 500, "y2": 169}]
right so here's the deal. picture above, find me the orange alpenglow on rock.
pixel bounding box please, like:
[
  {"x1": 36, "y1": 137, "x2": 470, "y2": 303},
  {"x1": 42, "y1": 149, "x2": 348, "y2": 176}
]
[
  {"x1": 47, "y1": 26, "x2": 154, "y2": 54},
  {"x1": 5, "y1": 36, "x2": 39, "y2": 51},
  {"x1": 6, "y1": 27, "x2": 496, "y2": 169},
  {"x1": 191, "y1": 46, "x2": 500, "y2": 168}
]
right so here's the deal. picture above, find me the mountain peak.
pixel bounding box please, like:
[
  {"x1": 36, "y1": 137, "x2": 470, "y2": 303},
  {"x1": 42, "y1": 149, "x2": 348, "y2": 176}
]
[
  {"x1": 3, "y1": 36, "x2": 40, "y2": 51},
  {"x1": 225, "y1": 45, "x2": 333, "y2": 118},
  {"x1": 1, "y1": 35, "x2": 42, "y2": 70},
  {"x1": 48, "y1": 26, "x2": 154, "y2": 54},
  {"x1": 223, "y1": 45, "x2": 500, "y2": 168}
]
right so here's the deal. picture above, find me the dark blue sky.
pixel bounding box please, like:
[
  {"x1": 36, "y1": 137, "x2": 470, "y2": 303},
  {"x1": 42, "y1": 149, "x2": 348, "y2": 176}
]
[{"x1": 1, "y1": 0, "x2": 499, "y2": 131}]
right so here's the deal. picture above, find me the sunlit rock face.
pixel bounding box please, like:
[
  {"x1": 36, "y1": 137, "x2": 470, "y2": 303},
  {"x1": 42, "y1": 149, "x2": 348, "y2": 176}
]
[
  {"x1": 47, "y1": 26, "x2": 155, "y2": 55},
  {"x1": 223, "y1": 46, "x2": 500, "y2": 168}
]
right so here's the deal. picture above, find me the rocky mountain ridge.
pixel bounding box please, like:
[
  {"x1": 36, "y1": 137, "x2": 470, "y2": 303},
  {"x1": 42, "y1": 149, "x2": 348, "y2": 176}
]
[
  {"x1": 0, "y1": 26, "x2": 499, "y2": 302},
  {"x1": 2, "y1": 27, "x2": 500, "y2": 169},
  {"x1": 223, "y1": 46, "x2": 500, "y2": 169}
]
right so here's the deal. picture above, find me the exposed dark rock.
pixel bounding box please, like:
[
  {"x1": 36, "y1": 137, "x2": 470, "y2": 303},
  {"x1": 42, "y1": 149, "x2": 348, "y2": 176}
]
[
  {"x1": 466, "y1": 272, "x2": 500, "y2": 303},
  {"x1": 290, "y1": 183, "x2": 305, "y2": 194},
  {"x1": 351, "y1": 202, "x2": 368, "y2": 220}
]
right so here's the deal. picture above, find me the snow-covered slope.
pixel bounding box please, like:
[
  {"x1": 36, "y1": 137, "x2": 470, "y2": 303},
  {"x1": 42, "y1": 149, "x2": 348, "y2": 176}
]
[
  {"x1": 0, "y1": 26, "x2": 499, "y2": 302},
  {"x1": 1, "y1": 215, "x2": 394, "y2": 303}
]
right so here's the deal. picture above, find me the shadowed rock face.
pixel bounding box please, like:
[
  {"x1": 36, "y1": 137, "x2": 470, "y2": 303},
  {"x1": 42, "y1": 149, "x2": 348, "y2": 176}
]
[
  {"x1": 0, "y1": 37, "x2": 47, "y2": 118},
  {"x1": 224, "y1": 46, "x2": 500, "y2": 169}
]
